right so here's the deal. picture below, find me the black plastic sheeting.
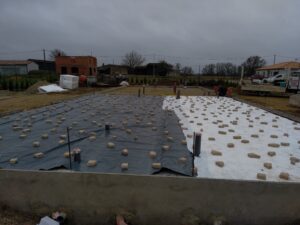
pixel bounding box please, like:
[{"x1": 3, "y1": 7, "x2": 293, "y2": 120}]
[{"x1": 0, "y1": 95, "x2": 193, "y2": 176}]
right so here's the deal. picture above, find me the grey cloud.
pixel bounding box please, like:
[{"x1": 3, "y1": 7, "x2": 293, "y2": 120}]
[{"x1": 0, "y1": 0, "x2": 299, "y2": 68}]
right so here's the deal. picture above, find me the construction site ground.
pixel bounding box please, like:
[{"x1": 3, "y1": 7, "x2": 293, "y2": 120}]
[
  {"x1": 0, "y1": 86, "x2": 213, "y2": 115},
  {"x1": 0, "y1": 85, "x2": 300, "y2": 224},
  {"x1": 0, "y1": 86, "x2": 299, "y2": 120}
]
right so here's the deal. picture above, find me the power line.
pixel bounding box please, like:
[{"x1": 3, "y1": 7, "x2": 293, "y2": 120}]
[{"x1": 0, "y1": 49, "x2": 42, "y2": 55}]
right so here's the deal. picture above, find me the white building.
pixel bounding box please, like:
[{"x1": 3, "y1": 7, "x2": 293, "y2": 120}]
[
  {"x1": 0, "y1": 60, "x2": 39, "y2": 76},
  {"x1": 256, "y1": 61, "x2": 300, "y2": 76}
]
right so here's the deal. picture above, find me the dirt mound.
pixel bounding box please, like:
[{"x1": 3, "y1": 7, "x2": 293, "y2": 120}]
[{"x1": 25, "y1": 80, "x2": 49, "y2": 94}]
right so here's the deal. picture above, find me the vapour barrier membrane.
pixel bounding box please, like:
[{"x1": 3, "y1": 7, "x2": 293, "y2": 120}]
[{"x1": 0, "y1": 95, "x2": 192, "y2": 176}]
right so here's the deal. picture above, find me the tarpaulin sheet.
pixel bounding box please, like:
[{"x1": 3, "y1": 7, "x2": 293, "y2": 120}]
[{"x1": 0, "y1": 95, "x2": 192, "y2": 176}]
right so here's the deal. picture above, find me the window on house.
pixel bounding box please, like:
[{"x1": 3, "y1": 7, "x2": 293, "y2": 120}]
[
  {"x1": 89, "y1": 67, "x2": 92, "y2": 75},
  {"x1": 61, "y1": 66, "x2": 67, "y2": 74},
  {"x1": 71, "y1": 67, "x2": 79, "y2": 75}
]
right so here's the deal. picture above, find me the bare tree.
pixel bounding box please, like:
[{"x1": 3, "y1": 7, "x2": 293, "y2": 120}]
[
  {"x1": 216, "y1": 62, "x2": 237, "y2": 76},
  {"x1": 181, "y1": 66, "x2": 194, "y2": 76},
  {"x1": 49, "y1": 49, "x2": 67, "y2": 60},
  {"x1": 202, "y1": 64, "x2": 216, "y2": 75},
  {"x1": 122, "y1": 51, "x2": 145, "y2": 68},
  {"x1": 175, "y1": 63, "x2": 181, "y2": 71},
  {"x1": 241, "y1": 56, "x2": 266, "y2": 76}
]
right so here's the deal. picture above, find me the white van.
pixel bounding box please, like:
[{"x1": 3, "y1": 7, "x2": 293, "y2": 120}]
[
  {"x1": 263, "y1": 73, "x2": 287, "y2": 85},
  {"x1": 287, "y1": 71, "x2": 300, "y2": 93}
]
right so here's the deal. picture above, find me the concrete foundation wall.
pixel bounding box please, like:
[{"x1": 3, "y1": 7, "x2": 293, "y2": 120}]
[
  {"x1": 0, "y1": 170, "x2": 300, "y2": 225},
  {"x1": 289, "y1": 94, "x2": 300, "y2": 108}
]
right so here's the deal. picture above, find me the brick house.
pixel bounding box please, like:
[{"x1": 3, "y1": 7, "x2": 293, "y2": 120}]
[{"x1": 55, "y1": 56, "x2": 97, "y2": 76}]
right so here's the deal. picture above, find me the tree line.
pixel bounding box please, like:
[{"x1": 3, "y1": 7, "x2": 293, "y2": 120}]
[
  {"x1": 50, "y1": 49, "x2": 267, "y2": 76},
  {"x1": 122, "y1": 51, "x2": 266, "y2": 76},
  {"x1": 201, "y1": 56, "x2": 266, "y2": 76}
]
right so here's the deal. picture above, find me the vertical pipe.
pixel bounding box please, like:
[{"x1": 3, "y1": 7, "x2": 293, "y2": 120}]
[
  {"x1": 173, "y1": 82, "x2": 177, "y2": 94},
  {"x1": 192, "y1": 132, "x2": 196, "y2": 176},
  {"x1": 193, "y1": 132, "x2": 201, "y2": 157},
  {"x1": 43, "y1": 49, "x2": 46, "y2": 61},
  {"x1": 67, "y1": 127, "x2": 72, "y2": 170},
  {"x1": 176, "y1": 90, "x2": 181, "y2": 99}
]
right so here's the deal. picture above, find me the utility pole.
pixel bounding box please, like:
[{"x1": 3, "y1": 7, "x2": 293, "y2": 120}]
[
  {"x1": 43, "y1": 49, "x2": 46, "y2": 61},
  {"x1": 42, "y1": 49, "x2": 46, "y2": 71},
  {"x1": 198, "y1": 65, "x2": 201, "y2": 86},
  {"x1": 273, "y1": 54, "x2": 276, "y2": 64},
  {"x1": 152, "y1": 54, "x2": 156, "y2": 78},
  {"x1": 239, "y1": 66, "x2": 244, "y2": 87}
]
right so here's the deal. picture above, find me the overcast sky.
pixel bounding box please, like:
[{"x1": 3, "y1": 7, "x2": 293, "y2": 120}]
[{"x1": 0, "y1": 0, "x2": 300, "y2": 70}]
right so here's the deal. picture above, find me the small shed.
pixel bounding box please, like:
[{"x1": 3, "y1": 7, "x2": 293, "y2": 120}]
[{"x1": 0, "y1": 60, "x2": 39, "y2": 76}]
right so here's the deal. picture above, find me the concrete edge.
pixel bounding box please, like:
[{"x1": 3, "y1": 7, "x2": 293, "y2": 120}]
[{"x1": 1, "y1": 168, "x2": 299, "y2": 186}]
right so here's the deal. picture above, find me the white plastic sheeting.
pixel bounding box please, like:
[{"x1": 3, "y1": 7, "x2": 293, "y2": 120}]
[
  {"x1": 38, "y1": 84, "x2": 66, "y2": 93},
  {"x1": 163, "y1": 96, "x2": 300, "y2": 182}
]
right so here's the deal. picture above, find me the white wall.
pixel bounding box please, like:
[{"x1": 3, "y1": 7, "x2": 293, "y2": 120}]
[
  {"x1": 0, "y1": 65, "x2": 27, "y2": 75},
  {"x1": 257, "y1": 69, "x2": 287, "y2": 76},
  {"x1": 27, "y1": 62, "x2": 39, "y2": 72}
]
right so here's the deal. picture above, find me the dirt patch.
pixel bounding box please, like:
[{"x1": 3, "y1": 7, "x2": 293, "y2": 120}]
[
  {"x1": 0, "y1": 86, "x2": 213, "y2": 116},
  {"x1": 25, "y1": 80, "x2": 50, "y2": 94},
  {"x1": 0, "y1": 206, "x2": 38, "y2": 225},
  {"x1": 104, "y1": 86, "x2": 214, "y2": 96},
  {"x1": 237, "y1": 95, "x2": 300, "y2": 120},
  {"x1": 0, "y1": 87, "x2": 106, "y2": 115}
]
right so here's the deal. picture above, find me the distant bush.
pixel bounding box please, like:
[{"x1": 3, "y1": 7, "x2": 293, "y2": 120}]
[
  {"x1": 27, "y1": 71, "x2": 58, "y2": 82},
  {"x1": 0, "y1": 74, "x2": 50, "y2": 91}
]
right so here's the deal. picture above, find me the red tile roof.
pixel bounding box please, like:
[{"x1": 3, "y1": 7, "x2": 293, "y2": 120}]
[{"x1": 257, "y1": 61, "x2": 300, "y2": 71}]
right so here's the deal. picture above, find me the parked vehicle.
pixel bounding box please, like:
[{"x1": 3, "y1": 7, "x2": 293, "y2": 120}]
[
  {"x1": 250, "y1": 74, "x2": 265, "y2": 83},
  {"x1": 262, "y1": 73, "x2": 287, "y2": 85},
  {"x1": 287, "y1": 71, "x2": 300, "y2": 93},
  {"x1": 241, "y1": 70, "x2": 300, "y2": 96}
]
